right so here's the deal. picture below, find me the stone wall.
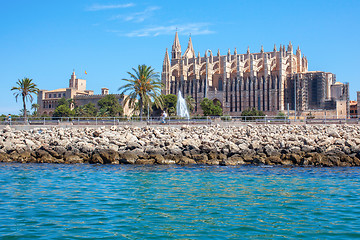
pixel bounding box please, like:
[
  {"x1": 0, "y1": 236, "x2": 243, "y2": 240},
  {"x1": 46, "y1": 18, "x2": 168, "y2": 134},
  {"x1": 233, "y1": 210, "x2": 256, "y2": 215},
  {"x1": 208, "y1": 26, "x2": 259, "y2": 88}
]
[{"x1": 1, "y1": 125, "x2": 360, "y2": 167}]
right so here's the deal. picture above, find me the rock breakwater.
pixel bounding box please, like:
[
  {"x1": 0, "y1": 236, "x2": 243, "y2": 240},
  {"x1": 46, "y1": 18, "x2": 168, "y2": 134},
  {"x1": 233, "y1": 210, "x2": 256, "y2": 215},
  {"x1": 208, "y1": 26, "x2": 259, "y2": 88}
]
[{"x1": 1, "y1": 125, "x2": 360, "y2": 167}]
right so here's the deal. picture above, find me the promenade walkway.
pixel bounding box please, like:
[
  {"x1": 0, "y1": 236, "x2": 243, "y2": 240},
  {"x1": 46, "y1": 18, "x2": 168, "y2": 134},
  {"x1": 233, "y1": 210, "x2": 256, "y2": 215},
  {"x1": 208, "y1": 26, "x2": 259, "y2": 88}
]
[{"x1": 0, "y1": 116, "x2": 358, "y2": 130}]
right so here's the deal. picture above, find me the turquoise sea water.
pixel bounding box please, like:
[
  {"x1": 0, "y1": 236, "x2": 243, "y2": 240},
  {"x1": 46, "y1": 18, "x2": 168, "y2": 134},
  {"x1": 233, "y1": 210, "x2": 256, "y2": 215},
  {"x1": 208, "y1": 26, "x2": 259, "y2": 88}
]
[{"x1": 0, "y1": 164, "x2": 360, "y2": 239}]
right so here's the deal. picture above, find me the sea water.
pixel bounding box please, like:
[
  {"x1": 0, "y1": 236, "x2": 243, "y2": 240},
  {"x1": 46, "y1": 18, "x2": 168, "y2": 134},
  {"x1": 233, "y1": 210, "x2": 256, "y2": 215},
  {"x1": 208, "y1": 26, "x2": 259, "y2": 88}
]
[{"x1": 0, "y1": 163, "x2": 360, "y2": 239}]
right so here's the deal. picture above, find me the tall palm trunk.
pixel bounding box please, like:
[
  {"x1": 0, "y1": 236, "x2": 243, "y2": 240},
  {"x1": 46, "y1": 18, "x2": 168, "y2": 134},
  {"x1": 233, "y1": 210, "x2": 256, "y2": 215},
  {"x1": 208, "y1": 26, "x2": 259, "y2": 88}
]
[
  {"x1": 139, "y1": 97, "x2": 143, "y2": 120},
  {"x1": 22, "y1": 94, "x2": 27, "y2": 124}
]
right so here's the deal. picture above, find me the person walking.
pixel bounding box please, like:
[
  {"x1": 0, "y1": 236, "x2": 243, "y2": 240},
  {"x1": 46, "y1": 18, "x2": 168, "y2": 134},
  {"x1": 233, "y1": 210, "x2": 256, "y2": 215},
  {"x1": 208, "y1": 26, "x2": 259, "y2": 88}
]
[
  {"x1": 161, "y1": 110, "x2": 168, "y2": 124},
  {"x1": 7, "y1": 114, "x2": 11, "y2": 125}
]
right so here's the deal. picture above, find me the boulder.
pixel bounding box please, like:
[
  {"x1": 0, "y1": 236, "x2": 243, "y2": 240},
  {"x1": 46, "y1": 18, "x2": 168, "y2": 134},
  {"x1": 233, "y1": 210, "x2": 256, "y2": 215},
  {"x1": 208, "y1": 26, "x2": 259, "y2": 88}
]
[
  {"x1": 264, "y1": 145, "x2": 279, "y2": 157},
  {"x1": 63, "y1": 152, "x2": 84, "y2": 164},
  {"x1": 119, "y1": 152, "x2": 138, "y2": 164},
  {"x1": 90, "y1": 153, "x2": 104, "y2": 164},
  {"x1": 98, "y1": 150, "x2": 120, "y2": 164},
  {"x1": 267, "y1": 156, "x2": 282, "y2": 164},
  {"x1": 220, "y1": 155, "x2": 245, "y2": 166},
  {"x1": 3, "y1": 126, "x2": 12, "y2": 133},
  {"x1": 176, "y1": 156, "x2": 196, "y2": 165}
]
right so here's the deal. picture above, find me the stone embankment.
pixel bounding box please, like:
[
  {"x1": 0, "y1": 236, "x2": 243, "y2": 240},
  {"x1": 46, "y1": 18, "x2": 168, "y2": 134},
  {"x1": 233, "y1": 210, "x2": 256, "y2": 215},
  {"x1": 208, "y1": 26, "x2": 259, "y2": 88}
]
[{"x1": 1, "y1": 125, "x2": 360, "y2": 167}]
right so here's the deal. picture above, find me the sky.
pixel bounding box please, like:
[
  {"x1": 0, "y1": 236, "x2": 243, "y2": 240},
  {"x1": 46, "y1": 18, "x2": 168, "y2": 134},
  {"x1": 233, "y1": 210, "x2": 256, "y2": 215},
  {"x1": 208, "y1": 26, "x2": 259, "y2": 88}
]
[{"x1": 0, "y1": 0, "x2": 359, "y2": 114}]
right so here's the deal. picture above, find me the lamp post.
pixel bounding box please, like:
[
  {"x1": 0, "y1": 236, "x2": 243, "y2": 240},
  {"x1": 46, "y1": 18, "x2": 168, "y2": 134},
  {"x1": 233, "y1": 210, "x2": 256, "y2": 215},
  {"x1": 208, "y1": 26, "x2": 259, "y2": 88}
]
[{"x1": 205, "y1": 49, "x2": 212, "y2": 99}]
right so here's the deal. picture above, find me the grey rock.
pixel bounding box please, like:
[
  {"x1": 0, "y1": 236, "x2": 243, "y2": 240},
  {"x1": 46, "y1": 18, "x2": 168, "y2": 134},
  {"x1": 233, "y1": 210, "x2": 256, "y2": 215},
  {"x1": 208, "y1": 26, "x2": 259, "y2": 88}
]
[{"x1": 264, "y1": 145, "x2": 279, "y2": 157}]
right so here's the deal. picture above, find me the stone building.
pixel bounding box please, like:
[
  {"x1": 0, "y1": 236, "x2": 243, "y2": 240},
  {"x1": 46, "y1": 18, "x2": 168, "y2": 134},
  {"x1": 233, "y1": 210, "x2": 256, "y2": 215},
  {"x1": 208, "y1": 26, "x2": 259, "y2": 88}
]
[
  {"x1": 37, "y1": 71, "x2": 133, "y2": 116},
  {"x1": 161, "y1": 32, "x2": 349, "y2": 116},
  {"x1": 349, "y1": 100, "x2": 357, "y2": 118},
  {"x1": 37, "y1": 71, "x2": 94, "y2": 116},
  {"x1": 357, "y1": 91, "x2": 360, "y2": 118}
]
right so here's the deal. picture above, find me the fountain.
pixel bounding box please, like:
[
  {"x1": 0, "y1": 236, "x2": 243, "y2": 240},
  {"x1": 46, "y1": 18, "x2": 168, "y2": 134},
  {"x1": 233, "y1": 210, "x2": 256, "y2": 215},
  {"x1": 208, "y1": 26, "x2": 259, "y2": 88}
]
[{"x1": 176, "y1": 90, "x2": 190, "y2": 119}]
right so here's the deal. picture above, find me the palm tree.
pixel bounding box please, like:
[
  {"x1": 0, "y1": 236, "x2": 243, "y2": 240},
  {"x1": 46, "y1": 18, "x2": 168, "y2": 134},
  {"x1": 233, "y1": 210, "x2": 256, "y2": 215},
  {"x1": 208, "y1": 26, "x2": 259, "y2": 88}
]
[
  {"x1": 11, "y1": 78, "x2": 39, "y2": 123},
  {"x1": 97, "y1": 108, "x2": 109, "y2": 117},
  {"x1": 31, "y1": 103, "x2": 40, "y2": 116},
  {"x1": 19, "y1": 109, "x2": 31, "y2": 117},
  {"x1": 185, "y1": 95, "x2": 195, "y2": 114},
  {"x1": 119, "y1": 64, "x2": 163, "y2": 120}
]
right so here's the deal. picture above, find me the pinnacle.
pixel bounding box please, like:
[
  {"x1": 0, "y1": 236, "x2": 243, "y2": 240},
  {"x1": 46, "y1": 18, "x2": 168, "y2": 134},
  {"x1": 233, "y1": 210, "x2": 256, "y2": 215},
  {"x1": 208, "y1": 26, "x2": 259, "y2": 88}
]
[{"x1": 172, "y1": 31, "x2": 181, "y2": 51}]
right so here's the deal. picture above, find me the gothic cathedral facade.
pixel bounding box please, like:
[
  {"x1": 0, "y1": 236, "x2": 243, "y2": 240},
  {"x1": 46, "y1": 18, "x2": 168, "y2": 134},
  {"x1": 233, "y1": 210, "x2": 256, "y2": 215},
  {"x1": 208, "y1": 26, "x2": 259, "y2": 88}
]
[{"x1": 161, "y1": 32, "x2": 346, "y2": 116}]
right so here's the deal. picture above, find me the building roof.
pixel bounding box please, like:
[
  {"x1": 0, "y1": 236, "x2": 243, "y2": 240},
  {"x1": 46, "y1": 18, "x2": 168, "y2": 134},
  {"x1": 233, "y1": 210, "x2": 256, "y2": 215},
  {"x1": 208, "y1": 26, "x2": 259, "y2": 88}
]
[
  {"x1": 334, "y1": 82, "x2": 344, "y2": 85},
  {"x1": 46, "y1": 88, "x2": 67, "y2": 93}
]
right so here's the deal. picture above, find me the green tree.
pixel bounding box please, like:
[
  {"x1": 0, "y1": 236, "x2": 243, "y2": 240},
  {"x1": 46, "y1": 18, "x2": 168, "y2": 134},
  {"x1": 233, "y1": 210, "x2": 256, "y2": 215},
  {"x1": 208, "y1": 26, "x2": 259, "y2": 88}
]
[
  {"x1": 31, "y1": 103, "x2": 40, "y2": 116},
  {"x1": 11, "y1": 77, "x2": 39, "y2": 123},
  {"x1": 84, "y1": 103, "x2": 98, "y2": 117},
  {"x1": 164, "y1": 94, "x2": 177, "y2": 116},
  {"x1": 57, "y1": 97, "x2": 69, "y2": 107},
  {"x1": 152, "y1": 94, "x2": 177, "y2": 116},
  {"x1": 53, "y1": 97, "x2": 75, "y2": 118},
  {"x1": 119, "y1": 64, "x2": 163, "y2": 120},
  {"x1": 200, "y1": 98, "x2": 222, "y2": 116},
  {"x1": 97, "y1": 108, "x2": 109, "y2": 117},
  {"x1": 185, "y1": 95, "x2": 195, "y2": 114},
  {"x1": 241, "y1": 107, "x2": 265, "y2": 120},
  {"x1": 19, "y1": 109, "x2": 31, "y2": 117},
  {"x1": 97, "y1": 94, "x2": 123, "y2": 117},
  {"x1": 53, "y1": 105, "x2": 74, "y2": 118},
  {"x1": 75, "y1": 103, "x2": 98, "y2": 117}
]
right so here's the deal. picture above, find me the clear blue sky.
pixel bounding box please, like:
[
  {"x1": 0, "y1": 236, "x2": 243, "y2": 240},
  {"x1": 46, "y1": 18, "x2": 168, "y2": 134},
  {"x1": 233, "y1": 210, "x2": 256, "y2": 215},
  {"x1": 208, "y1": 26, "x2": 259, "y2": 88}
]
[{"x1": 1, "y1": 0, "x2": 359, "y2": 114}]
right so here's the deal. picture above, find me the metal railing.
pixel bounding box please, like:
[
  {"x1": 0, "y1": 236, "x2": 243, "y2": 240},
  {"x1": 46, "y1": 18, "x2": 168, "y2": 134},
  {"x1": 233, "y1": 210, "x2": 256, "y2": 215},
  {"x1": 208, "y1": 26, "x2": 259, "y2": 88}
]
[{"x1": 0, "y1": 115, "x2": 358, "y2": 126}]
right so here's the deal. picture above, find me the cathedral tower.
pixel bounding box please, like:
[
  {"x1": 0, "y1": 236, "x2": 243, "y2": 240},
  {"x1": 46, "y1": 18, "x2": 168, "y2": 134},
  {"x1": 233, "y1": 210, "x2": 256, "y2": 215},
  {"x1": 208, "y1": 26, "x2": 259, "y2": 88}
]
[
  {"x1": 171, "y1": 31, "x2": 181, "y2": 62},
  {"x1": 162, "y1": 48, "x2": 171, "y2": 95}
]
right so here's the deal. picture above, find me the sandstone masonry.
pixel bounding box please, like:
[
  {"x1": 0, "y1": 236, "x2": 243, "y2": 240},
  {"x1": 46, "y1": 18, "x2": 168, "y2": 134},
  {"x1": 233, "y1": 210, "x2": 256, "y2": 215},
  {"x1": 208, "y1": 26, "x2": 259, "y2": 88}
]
[{"x1": 0, "y1": 125, "x2": 360, "y2": 167}]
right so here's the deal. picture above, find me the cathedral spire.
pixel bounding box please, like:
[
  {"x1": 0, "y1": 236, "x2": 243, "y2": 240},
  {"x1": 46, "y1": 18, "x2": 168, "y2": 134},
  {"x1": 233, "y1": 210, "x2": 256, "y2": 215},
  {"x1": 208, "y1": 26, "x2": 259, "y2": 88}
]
[
  {"x1": 171, "y1": 31, "x2": 181, "y2": 59},
  {"x1": 183, "y1": 35, "x2": 195, "y2": 59},
  {"x1": 273, "y1": 44, "x2": 277, "y2": 52},
  {"x1": 260, "y1": 45, "x2": 264, "y2": 53},
  {"x1": 287, "y1": 41, "x2": 293, "y2": 53},
  {"x1": 234, "y1": 47, "x2": 237, "y2": 55},
  {"x1": 217, "y1": 49, "x2": 220, "y2": 57},
  {"x1": 163, "y1": 48, "x2": 170, "y2": 66},
  {"x1": 187, "y1": 35, "x2": 193, "y2": 48},
  {"x1": 172, "y1": 31, "x2": 181, "y2": 50},
  {"x1": 247, "y1": 46, "x2": 250, "y2": 54},
  {"x1": 296, "y1": 45, "x2": 301, "y2": 59}
]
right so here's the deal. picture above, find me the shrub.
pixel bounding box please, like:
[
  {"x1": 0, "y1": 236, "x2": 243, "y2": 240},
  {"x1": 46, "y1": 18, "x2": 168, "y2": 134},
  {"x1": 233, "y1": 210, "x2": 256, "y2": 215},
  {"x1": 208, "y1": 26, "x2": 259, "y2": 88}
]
[{"x1": 200, "y1": 98, "x2": 222, "y2": 116}]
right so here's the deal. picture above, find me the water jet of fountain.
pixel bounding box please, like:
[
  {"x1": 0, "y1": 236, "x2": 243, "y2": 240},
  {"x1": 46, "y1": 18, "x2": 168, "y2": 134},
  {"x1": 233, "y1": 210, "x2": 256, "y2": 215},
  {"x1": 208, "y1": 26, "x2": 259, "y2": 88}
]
[{"x1": 176, "y1": 90, "x2": 190, "y2": 119}]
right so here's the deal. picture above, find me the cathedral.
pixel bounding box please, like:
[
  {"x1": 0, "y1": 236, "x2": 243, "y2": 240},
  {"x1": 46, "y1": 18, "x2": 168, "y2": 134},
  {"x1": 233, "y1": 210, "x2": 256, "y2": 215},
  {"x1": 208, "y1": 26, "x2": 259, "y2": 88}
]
[{"x1": 161, "y1": 32, "x2": 349, "y2": 116}]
